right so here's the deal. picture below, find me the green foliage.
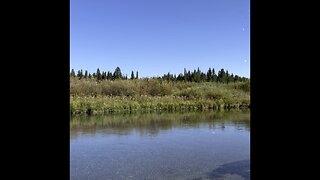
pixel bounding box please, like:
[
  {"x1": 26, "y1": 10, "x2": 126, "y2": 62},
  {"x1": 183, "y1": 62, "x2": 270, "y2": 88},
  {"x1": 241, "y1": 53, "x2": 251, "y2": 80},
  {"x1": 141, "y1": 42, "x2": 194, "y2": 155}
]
[
  {"x1": 100, "y1": 80, "x2": 136, "y2": 96},
  {"x1": 70, "y1": 69, "x2": 76, "y2": 77},
  {"x1": 96, "y1": 68, "x2": 101, "y2": 81},
  {"x1": 217, "y1": 68, "x2": 226, "y2": 83},
  {"x1": 70, "y1": 67, "x2": 250, "y2": 114},
  {"x1": 231, "y1": 81, "x2": 250, "y2": 92},
  {"x1": 70, "y1": 78, "x2": 250, "y2": 114},
  {"x1": 84, "y1": 70, "x2": 88, "y2": 79},
  {"x1": 77, "y1": 70, "x2": 83, "y2": 79},
  {"x1": 107, "y1": 71, "x2": 112, "y2": 80},
  {"x1": 113, "y1": 67, "x2": 122, "y2": 79}
]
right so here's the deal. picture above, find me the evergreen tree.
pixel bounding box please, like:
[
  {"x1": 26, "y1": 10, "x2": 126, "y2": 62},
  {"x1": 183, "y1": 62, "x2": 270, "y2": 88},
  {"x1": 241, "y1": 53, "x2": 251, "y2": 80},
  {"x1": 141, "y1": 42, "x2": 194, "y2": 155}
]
[
  {"x1": 77, "y1": 70, "x2": 83, "y2": 79},
  {"x1": 177, "y1": 73, "x2": 184, "y2": 81},
  {"x1": 84, "y1": 70, "x2": 88, "y2": 79},
  {"x1": 187, "y1": 71, "x2": 191, "y2": 81},
  {"x1": 113, "y1": 67, "x2": 122, "y2": 79},
  {"x1": 72, "y1": 67, "x2": 248, "y2": 83},
  {"x1": 212, "y1": 68, "x2": 217, "y2": 82},
  {"x1": 166, "y1": 72, "x2": 171, "y2": 81},
  {"x1": 200, "y1": 72, "x2": 206, "y2": 82},
  {"x1": 234, "y1": 75, "x2": 239, "y2": 82},
  {"x1": 77, "y1": 70, "x2": 80, "y2": 78},
  {"x1": 184, "y1": 68, "x2": 187, "y2": 81},
  {"x1": 226, "y1": 70, "x2": 230, "y2": 83},
  {"x1": 207, "y1": 68, "x2": 212, "y2": 82},
  {"x1": 96, "y1": 68, "x2": 101, "y2": 81},
  {"x1": 70, "y1": 69, "x2": 76, "y2": 77},
  {"x1": 101, "y1": 71, "x2": 106, "y2": 80},
  {"x1": 194, "y1": 68, "x2": 201, "y2": 82},
  {"x1": 107, "y1": 71, "x2": 112, "y2": 80},
  {"x1": 217, "y1": 68, "x2": 226, "y2": 83},
  {"x1": 230, "y1": 73, "x2": 234, "y2": 83}
]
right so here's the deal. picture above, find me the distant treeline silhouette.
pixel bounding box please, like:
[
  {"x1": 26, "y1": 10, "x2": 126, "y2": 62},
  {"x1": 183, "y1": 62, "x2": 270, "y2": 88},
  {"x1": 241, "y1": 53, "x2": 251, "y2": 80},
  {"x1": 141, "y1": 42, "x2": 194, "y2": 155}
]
[{"x1": 70, "y1": 67, "x2": 248, "y2": 83}]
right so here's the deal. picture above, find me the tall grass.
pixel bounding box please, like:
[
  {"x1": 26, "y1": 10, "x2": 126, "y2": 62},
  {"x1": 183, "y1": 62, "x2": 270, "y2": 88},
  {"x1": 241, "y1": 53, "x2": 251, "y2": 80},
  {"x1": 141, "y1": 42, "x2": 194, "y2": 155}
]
[{"x1": 70, "y1": 78, "x2": 250, "y2": 114}]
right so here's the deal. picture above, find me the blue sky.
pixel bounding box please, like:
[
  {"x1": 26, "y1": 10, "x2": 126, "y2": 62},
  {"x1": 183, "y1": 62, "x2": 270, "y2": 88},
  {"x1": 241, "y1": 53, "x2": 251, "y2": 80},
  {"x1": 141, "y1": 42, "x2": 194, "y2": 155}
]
[{"x1": 71, "y1": 0, "x2": 250, "y2": 78}]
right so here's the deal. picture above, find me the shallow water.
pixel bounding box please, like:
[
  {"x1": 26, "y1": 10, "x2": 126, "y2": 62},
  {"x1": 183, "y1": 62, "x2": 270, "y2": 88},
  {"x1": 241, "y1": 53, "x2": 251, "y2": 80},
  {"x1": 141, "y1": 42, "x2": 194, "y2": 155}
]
[{"x1": 70, "y1": 111, "x2": 250, "y2": 180}]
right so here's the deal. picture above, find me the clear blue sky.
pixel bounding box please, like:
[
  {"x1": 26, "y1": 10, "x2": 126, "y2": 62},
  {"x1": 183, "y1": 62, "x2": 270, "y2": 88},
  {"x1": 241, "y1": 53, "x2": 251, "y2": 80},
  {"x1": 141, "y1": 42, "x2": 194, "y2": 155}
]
[{"x1": 71, "y1": 0, "x2": 250, "y2": 78}]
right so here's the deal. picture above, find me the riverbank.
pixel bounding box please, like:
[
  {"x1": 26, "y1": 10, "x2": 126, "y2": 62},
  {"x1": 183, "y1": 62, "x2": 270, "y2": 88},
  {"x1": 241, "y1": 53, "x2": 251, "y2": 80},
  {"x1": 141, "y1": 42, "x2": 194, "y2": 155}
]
[
  {"x1": 70, "y1": 79, "x2": 250, "y2": 115},
  {"x1": 70, "y1": 96, "x2": 249, "y2": 115}
]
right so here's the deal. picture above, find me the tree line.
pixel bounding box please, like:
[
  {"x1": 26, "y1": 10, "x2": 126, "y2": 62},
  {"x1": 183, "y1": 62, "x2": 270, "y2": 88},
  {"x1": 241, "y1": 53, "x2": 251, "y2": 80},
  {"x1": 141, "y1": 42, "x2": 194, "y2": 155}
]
[{"x1": 70, "y1": 67, "x2": 249, "y2": 83}]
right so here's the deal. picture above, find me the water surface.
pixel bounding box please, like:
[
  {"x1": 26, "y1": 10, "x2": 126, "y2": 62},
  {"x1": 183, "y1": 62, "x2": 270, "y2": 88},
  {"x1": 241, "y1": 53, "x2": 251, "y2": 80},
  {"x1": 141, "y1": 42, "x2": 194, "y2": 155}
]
[{"x1": 70, "y1": 111, "x2": 250, "y2": 180}]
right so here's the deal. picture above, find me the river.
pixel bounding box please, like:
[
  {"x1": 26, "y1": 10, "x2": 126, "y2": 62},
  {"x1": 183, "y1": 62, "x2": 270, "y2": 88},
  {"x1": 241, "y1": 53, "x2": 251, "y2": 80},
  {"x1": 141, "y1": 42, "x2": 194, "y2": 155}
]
[{"x1": 70, "y1": 110, "x2": 250, "y2": 180}]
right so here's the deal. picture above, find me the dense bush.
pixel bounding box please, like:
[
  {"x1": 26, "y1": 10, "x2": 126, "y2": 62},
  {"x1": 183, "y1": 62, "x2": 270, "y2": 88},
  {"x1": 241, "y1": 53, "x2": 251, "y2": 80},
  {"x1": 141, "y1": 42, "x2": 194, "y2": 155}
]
[
  {"x1": 231, "y1": 81, "x2": 250, "y2": 92},
  {"x1": 70, "y1": 78, "x2": 250, "y2": 114}
]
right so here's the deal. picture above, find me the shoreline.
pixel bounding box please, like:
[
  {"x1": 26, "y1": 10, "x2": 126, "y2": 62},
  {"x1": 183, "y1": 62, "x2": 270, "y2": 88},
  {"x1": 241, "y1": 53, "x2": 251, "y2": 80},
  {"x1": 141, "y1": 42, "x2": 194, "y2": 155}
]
[
  {"x1": 70, "y1": 96, "x2": 250, "y2": 115},
  {"x1": 71, "y1": 107, "x2": 250, "y2": 115},
  {"x1": 70, "y1": 80, "x2": 250, "y2": 115}
]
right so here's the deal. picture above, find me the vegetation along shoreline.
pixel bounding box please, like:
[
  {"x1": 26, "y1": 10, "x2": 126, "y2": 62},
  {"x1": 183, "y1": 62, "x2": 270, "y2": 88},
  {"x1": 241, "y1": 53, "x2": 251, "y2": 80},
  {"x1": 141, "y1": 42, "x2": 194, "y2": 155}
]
[{"x1": 70, "y1": 67, "x2": 250, "y2": 115}]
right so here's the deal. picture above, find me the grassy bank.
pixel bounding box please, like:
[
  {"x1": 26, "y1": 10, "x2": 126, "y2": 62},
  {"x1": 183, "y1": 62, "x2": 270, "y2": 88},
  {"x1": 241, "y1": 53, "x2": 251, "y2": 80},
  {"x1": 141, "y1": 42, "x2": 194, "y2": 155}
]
[{"x1": 70, "y1": 78, "x2": 250, "y2": 115}]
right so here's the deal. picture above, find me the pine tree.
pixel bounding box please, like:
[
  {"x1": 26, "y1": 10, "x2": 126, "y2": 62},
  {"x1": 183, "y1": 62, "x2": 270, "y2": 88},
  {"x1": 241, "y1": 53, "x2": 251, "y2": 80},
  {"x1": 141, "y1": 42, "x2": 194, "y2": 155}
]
[
  {"x1": 226, "y1": 70, "x2": 230, "y2": 83},
  {"x1": 177, "y1": 73, "x2": 184, "y2": 81},
  {"x1": 207, "y1": 68, "x2": 212, "y2": 82},
  {"x1": 101, "y1": 71, "x2": 106, "y2": 80},
  {"x1": 166, "y1": 72, "x2": 170, "y2": 81},
  {"x1": 96, "y1": 68, "x2": 101, "y2": 81},
  {"x1": 136, "y1": 71, "x2": 139, "y2": 79},
  {"x1": 184, "y1": 68, "x2": 187, "y2": 81},
  {"x1": 200, "y1": 72, "x2": 206, "y2": 82},
  {"x1": 212, "y1": 68, "x2": 217, "y2": 82},
  {"x1": 113, "y1": 67, "x2": 122, "y2": 79},
  {"x1": 77, "y1": 70, "x2": 83, "y2": 79},
  {"x1": 131, "y1": 71, "x2": 135, "y2": 80},
  {"x1": 230, "y1": 73, "x2": 234, "y2": 83},
  {"x1": 77, "y1": 70, "x2": 81, "y2": 78},
  {"x1": 217, "y1": 68, "x2": 226, "y2": 83},
  {"x1": 70, "y1": 69, "x2": 76, "y2": 77},
  {"x1": 107, "y1": 71, "x2": 112, "y2": 80},
  {"x1": 194, "y1": 68, "x2": 201, "y2": 82},
  {"x1": 187, "y1": 71, "x2": 191, "y2": 81},
  {"x1": 84, "y1": 70, "x2": 88, "y2": 79}
]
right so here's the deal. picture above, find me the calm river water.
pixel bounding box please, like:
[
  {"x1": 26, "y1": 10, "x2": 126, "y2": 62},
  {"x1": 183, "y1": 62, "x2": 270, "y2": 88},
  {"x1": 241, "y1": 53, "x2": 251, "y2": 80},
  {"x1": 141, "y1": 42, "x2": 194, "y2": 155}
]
[{"x1": 70, "y1": 111, "x2": 250, "y2": 180}]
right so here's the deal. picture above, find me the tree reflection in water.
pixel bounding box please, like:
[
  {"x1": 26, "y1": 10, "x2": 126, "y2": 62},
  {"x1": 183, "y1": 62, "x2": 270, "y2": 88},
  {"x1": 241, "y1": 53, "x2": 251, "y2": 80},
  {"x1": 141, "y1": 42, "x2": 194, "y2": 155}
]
[{"x1": 70, "y1": 110, "x2": 250, "y2": 138}]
